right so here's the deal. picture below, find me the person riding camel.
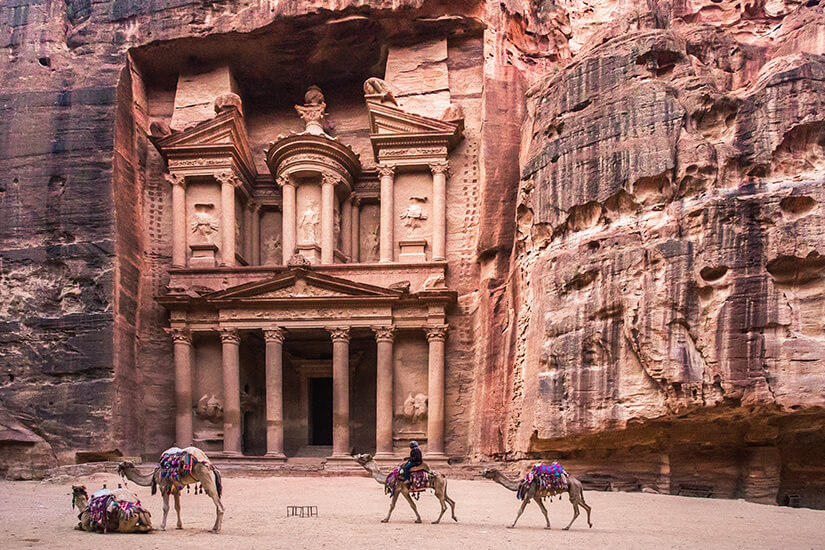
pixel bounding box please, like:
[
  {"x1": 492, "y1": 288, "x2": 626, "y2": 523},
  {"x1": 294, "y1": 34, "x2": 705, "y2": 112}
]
[{"x1": 402, "y1": 440, "x2": 423, "y2": 482}]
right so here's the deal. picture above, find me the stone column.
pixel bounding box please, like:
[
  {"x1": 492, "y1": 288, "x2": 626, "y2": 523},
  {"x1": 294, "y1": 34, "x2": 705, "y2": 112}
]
[
  {"x1": 378, "y1": 164, "x2": 395, "y2": 262},
  {"x1": 279, "y1": 174, "x2": 296, "y2": 264},
  {"x1": 244, "y1": 201, "x2": 253, "y2": 263},
  {"x1": 341, "y1": 194, "x2": 352, "y2": 260},
  {"x1": 264, "y1": 328, "x2": 286, "y2": 459},
  {"x1": 373, "y1": 326, "x2": 396, "y2": 459},
  {"x1": 425, "y1": 324, "x2": 448, "y2": 457},
  {"x1": 327, "y1": 327, "x2": 350, "y2": 458},
  {"x1": 351, "y1": 195, "x2": 360, "y2": 263},
  {"x1": 321, "y1": 174, "x2": 336, "y2": 264},
  {"x1": 251, "y1": 203, "x2": 261, "y2": 266},
  {"x1": 169, "y1": 327, "x2": 193, "y2": 447},
  {"x1": 220, "y1": 328, "x2": 242, "y2": 455},
  {"x1": 166, "y1": 172, "x2": 187, "y2": 268},
  {"x1": 216, "y1": 172, "x2": 237, "y2": 267},
  {"x1": 430, "y1": 162, "x2": 449, "y2": 261}
]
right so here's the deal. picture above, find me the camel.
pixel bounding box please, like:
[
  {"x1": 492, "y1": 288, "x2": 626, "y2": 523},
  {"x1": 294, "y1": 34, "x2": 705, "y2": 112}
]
[
  {"x1": 481, "y1": 467, "x2": 593, "y2": 530},
  {"x1": 354, "y1": 453, "x2": 457, "y2": 524},
  {"x1": 118, "y1": 446, "x2": 224, "y2": 532},
  {"x1": 71, "y1": 485, "x2": 152, "y2": 533}
]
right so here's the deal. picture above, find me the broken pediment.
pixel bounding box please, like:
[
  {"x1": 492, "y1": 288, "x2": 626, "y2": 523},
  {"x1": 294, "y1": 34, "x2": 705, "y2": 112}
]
[
  {"x1": 205, "y1": 268, "x2": 403, "y2": 304},
  {"x1": 365, "y1": 99, "x2": 463, "y2": 163}
]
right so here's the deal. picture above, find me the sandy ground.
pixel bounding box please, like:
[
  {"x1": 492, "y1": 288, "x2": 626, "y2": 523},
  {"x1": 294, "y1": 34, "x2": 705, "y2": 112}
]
[{"x1": 1, "y1": 472, "x2": 823, "y2": 549}]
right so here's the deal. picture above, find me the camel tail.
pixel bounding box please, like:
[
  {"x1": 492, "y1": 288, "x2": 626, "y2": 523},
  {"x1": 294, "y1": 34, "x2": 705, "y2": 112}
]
[
  {"x1": 151, "y1": 476, "x2": 157, "y2": 496},
  {"x1": 213, "y1": 465, "x2": 223, "y2": 498}
]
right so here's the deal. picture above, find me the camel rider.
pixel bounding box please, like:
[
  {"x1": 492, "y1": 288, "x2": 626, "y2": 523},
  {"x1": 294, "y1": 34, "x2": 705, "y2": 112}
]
[{"x1": 402, "y1": 440, "x2": 423, "y2": 481}]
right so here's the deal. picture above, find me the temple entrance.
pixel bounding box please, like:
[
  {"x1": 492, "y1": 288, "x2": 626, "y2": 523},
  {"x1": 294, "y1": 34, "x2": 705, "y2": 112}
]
[{"x1": 309, "y1": 377, "x2": 333, "y2": 446}]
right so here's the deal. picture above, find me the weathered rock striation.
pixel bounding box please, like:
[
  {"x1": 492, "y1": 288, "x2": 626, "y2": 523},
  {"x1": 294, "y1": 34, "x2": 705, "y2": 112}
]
[{"x1": 0, "y1": 0, "x2": 823, "y2": 507}]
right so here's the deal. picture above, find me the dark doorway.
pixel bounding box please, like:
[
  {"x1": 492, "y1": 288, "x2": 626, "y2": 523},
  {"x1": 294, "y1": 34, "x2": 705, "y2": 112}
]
[{"x1": 310, "y1": 377, "x2": 333, "y2": 445}]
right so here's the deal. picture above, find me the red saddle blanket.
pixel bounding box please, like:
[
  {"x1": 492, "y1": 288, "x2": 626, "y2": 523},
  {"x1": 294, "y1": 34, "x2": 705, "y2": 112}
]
[{"x1": 384, "y1": 468, "x2": 430, "y2": 496}]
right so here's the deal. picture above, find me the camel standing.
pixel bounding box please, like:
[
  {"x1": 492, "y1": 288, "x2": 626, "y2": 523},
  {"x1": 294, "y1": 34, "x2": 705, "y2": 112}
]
[
  {"x1": 118, "y1": 446, "x2": 224, "y2": 532},
  {"x1": 354, "y1": 453, "x2": 457, "y2": 524},
  {"x1": 71, "y1": 485, "x2": 152, "y2": 533},
  {"x1": 481, "y1": 468, "x2": 592, "y2": 530}
]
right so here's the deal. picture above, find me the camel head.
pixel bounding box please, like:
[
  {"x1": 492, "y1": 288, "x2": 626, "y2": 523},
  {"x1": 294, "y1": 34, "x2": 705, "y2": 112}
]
[
  {"x1": 71, "y1": 485, "x2": 88, "y2": 510},
  {"x1": 353, "y1": 453, "x2": 374, "y2": 466},
  {"x1": 117, "y1": 461, "x2": 134, "y2": 477}
]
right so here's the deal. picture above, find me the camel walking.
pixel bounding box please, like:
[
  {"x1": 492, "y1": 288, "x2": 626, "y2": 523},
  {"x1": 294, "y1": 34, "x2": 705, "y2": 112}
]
[
  {"x1": 354, "y1": 453, "x2": 457, "y2": 524},
  {"x1": 72, "y1": 485, "x2": 152, "y2": 533},
  {"x1": 118, "y1": 446, "x2": 224, "y2": 532},
  {"x1": 481, "y1": 467, "x2": 592, "y2": 530}
]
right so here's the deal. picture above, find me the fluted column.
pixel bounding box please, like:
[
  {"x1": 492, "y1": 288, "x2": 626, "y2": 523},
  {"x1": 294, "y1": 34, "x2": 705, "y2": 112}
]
[
  {"x1": 166, "y1": 172, "x2": 186, "y2": 268},
  {"x1": 321, "y1": 174, "x2": 336, "y2": 264},
  {"x1": 251, "y1": 203, "x2": 261, "y2": 266},
  {"x1": 216, "y1": 172, "x2": 237, "y2": 267},
  {"x1": 373, "y1": 326, "x2": 396, "y2": 459},
  {"x1": 430, "y1": 162, "x2": 449, "y2": 261},
  {"x1": 425, "y1": 325, "x2": 448, "y2": 457},
  {"x1": 169, "y1": 328, "x2": 193, "y2": 447},
  {"x1": 220, "y1": 328, "x2": 242, "y2": 455},
  {"x1": 327, "y1": 327, "x2": 350, "y2": 458},
  {"x1": 279, "y1": 174, "x2": 296, "y2": 264},
  {"x1": 264, "y1": 328, "x2": 286, "y2": 459},
  {"x1": 378, "y1": 164, "x2": 395, "y2": 262},
  {"x1": 351, "y1": 195, "x2": 360, "y2": 263},
  {"x1": 341, "y1": 195, "x2": 352, "y2": 260}
]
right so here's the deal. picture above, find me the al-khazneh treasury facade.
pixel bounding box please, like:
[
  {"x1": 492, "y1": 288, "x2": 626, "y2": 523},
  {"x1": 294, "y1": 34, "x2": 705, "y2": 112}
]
[{"x1": 152, "y1": 78, "x2": 467, "y2": 462}]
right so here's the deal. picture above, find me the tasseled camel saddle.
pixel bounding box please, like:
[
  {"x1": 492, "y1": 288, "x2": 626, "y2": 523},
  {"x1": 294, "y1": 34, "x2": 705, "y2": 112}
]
[
  {"x1": 517, "y1": 462, "x2": 568, "y2": 500},
  {"x1": 157, "y1": 446, "x2": 211, "y2": 495},
  {"x1": 384, "y1": 462, "x2": 431, "y2": 496},
  {"x1": 87, "y1": 488, "x2": 150, "y2": 533}
]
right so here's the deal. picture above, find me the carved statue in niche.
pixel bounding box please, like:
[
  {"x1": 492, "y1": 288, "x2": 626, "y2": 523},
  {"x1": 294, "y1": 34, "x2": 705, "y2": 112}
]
[
  {"x1": 298, "y1": 200, "x2": 320, "y2": 244},
  {"x1": 363, "y1": 77, "x2": 397, "y2": 105},
  {"x1": 366, "y1": 223, "x2": 380, "y2": 260},
  {"x1": 262, "y1": 234, "x2": 282, "y2": 265},
  {"x1": 397, "y1": 392, "x2": 428, "y2": 435},
  {"x1": 235, "y1": 219, "x2": 242, "y2": 252},
  {"x1": 334, "y1": 201, "x2": 341, "y2": 249},
  {"x1": 195, "y1": 394, "x2": 223, "y2": 424},
  {"x1": 400, "y1": 196, "x2": 428, "y2": 237},
  {"x1": 191, "y1": 203, "x2": 219, "y2": 243}
]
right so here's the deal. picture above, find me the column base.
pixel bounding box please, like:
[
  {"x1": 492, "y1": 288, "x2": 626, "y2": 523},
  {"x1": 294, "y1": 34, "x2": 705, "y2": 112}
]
[
  {"x1": 264, "y1": 452, "x2": 287, "y2": 461},
  {"x1": 373, "y1": 451, "x2": 396, "y2": 460},
  {"x1": 221, "y1": 451, "x2": 242, "y2": 458}
]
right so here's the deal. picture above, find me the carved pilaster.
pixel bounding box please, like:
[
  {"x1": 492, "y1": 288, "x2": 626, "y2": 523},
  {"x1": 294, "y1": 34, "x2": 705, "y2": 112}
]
[
  {"x1": 219, "y1": 328, "x2": 241, "y2": 345},
  {"x1": 372, "y1": 325, "x2": 396, "y2": 343},
  {"x1": 263, "y1": 328, "x2": 286, "y2": 344},
  {"x1": 425, "y1": 324, "x2": 449, "y2": 342},
  {"x1": 327, "y1": 326, "x2": 351, "y2": 343},
  {"x1": 215, "y1": 171, "x2": 239, "y2": 187}
]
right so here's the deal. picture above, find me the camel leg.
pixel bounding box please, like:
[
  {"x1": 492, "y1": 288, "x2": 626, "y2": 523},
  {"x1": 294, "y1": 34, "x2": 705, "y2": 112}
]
[
  {"x1": 204, "y1": 477, "x2": 225, "y2": 533},
  {"x1": 432, "y1": 493, "x2": 448, "y2": 524},
  {"x1": 536, "y1": 498, "x2": 552, "y2": 529},
  {"x1": 509, "y1": 497, "x2": 530, "y2": 528},
  {"x1": 174, "y1": 492, "x2": 183, "y2": 529},
  {"x1": 562, "y1": 502, "x2": 580, "y2": 530},
  {"x1": 579, "y1": 499, "x2": 593, "y2": 528},
  {"x1": 381, "y1": 492, "x2": 400, "y2": 523},
  {"x1": 160, "y1": 492, "x2": 170, "y2": 531},
  {"x1": 442, "y1": 480, "x2": 458, "y2": 522},
  {"x1": 401, "y1": 491, "x2": 422, "y2": 524}
]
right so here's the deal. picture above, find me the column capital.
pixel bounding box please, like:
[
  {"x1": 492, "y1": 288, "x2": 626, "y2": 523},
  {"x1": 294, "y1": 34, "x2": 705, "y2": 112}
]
[
  {"x1": 248, "y1": 201, "x2": 261, "y2": 213},
  {"x1": 215, "y1": 171, "x2": 240, "y2": 187},
  {"x1": 263, "y1": 327, "x2": 286, "y2": 344},
  {"x1": 429, "y1": 161, "x2": 450, "y2": 177},
  {"x1": 372, "y1": 325, "x2": 396, "y2": 343},
  {"x1": 327, "y1": 326, "x2": 351, "y2": 343},
  {"x1": 425, "y1": 324, "x2": 449, "y2": 342},
  {"x1": 164, "y1": 171, "x2": 185, "y2": 188},
  {"x1": 277, "y1": 173, "x2": 295, "y2": 188},
  {"x1": 166, "y1": 327, "x2": 191, "y2": 344},
  {"x1": 219, "y1": 328, "x2": 241, "y2": 344},
  {"x1": 321, "y1": 172, "x2": 341, "y2": 187},
  {"x1": 350, "y1": 193, "x2": 361, "y2": 207},
  {"x1": 377, "y1": 164, "x2": 395, "y2": 178}
]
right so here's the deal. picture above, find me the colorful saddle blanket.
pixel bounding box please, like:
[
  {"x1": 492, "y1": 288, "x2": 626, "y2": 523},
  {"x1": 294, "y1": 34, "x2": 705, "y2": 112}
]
[
  {"x1": 159, "y1": 450, "x2": 198, "y2": 494},
  {"x1": 384, "y1": 468, "x2": 430, "y2": 496},
  {"x1": 517, "y1": 463, "x2": 568, "y2": 500},
  {"x1": 87, "y1": 491, "x2": 148, "y2": 533}
]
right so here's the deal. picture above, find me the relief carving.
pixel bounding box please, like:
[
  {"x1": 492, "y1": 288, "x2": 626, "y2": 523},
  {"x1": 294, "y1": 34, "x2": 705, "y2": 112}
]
[
  {"x1": 402, "y1": 393, "x2": 428, "y2": 423},
  {"x1": 195, "y1": 394, "x2": 223, "y2": 424},
  {"x1": 366, "y1": 224, "x2": 380, "y2": 260},
  {"x1": 363, "y1": 77, "x2": 397, "y2": 105},
  {"x1": 262, "y1": 234, "x2": 282, "y2": 265},
  {"x1": 190, "y1": 206, "x2": 215, "y2": 239},
  {"x1": 400, "y1": 196, "x2": 428, "y2": 237},
  {"x1": 298, "y1": 200, "x2": 320, "y2": 244}
]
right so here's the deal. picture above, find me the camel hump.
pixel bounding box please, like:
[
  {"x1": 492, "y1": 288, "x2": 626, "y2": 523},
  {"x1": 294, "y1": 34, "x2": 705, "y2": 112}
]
[{"x1": 180, "y1": 446, "x2": 211, "y2": 464}]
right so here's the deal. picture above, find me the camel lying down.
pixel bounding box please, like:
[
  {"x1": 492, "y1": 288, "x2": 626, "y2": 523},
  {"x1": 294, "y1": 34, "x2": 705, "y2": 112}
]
[
  {"x1": 71, "y1": 485, "x2": 152, "y2": 533},
  {"x1": 481, "y1": 468, "x2": 593, "y2": 530}
]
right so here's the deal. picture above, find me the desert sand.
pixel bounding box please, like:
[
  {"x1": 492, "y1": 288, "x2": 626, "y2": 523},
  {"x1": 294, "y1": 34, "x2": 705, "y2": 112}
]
[{"x1": 1, "y1": 472, "x2": 822, "y2": 549}]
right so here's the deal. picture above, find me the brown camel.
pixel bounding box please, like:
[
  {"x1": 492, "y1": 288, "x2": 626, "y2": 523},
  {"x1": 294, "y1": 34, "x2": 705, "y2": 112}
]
[
  {"x1": 354, "y1": 453, "x2": 457, "y2": 524},
  {"x1": 71, "y1": 485, "x2": 152, "y2": 533},
  {"x1": 481, "y1": 467, "x2": 593, "y2": 530},
  {"x1": 118, "y1": 446, "x2": 224, "y2": 532}
]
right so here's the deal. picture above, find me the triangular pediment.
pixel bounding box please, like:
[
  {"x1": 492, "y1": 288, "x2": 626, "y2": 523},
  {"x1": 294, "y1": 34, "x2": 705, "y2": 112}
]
[
  {"x1": 153, "y1": 108, "x2": 256, "y2": 178},
  {"x1": 206, "y1": 268, "x2": 403, "y2": 303},
  {"x1": 367, "y1": 100, "x2": 460, "y2": 137}
]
